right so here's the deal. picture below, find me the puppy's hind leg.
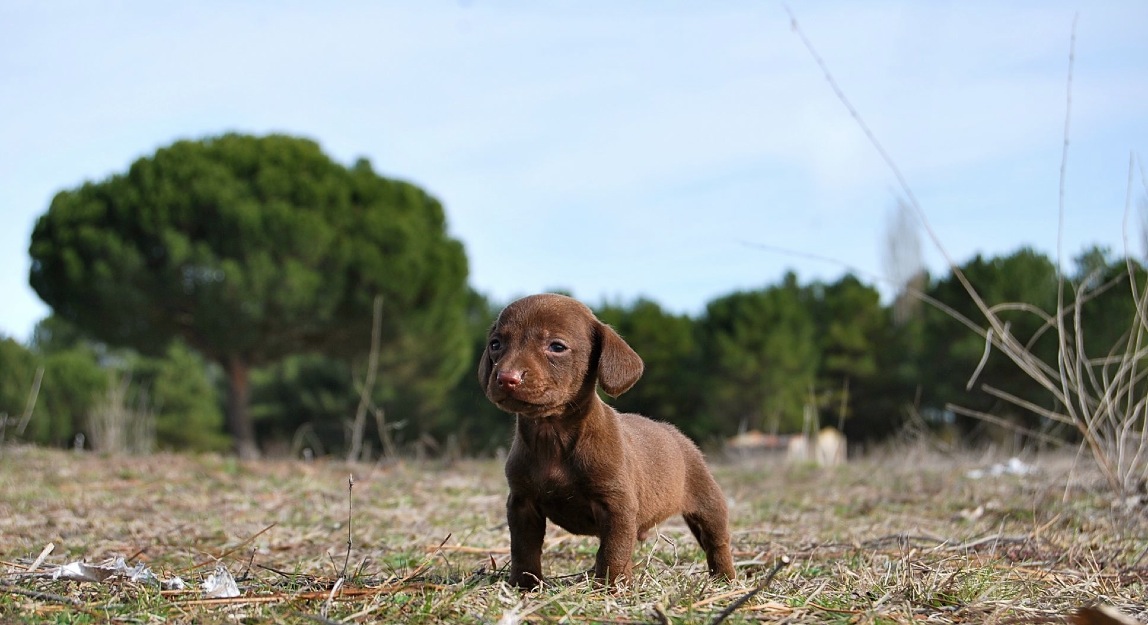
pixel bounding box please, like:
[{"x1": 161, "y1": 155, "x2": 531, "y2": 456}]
[{"x1": 683, "y1": 481, "x2": 736, "y2": 580}]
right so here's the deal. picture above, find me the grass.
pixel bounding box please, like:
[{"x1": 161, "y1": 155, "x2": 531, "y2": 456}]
[{"x1": 1, "y1": 443, "x2": 1146, "y2": 624}]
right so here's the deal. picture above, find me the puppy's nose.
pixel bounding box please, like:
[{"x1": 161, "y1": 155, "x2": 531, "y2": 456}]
[{"x1": 497, "y1": 369, "x2": 524, "y2": 389}]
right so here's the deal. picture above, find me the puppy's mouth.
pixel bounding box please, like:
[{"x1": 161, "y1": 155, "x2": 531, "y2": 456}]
[
  {"x1": 487, "y1": 386, "x2": 564, "y2": 418},
  {"x1": 490, "y1": 389, "x2": 544, "y2": 412}
]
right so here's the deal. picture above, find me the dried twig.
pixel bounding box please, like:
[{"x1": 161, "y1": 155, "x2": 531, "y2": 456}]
[
  {"x1": 341, "y1": 474, "x2": 354, "y2": 580},
  {"x1": 0, "y1": 581, "x2": 84, "y2": 606},
  {"x1": 26, "y1": 543, "x2": 54, "y2": 573},
  {"x1": 709, "y1": 556, "x2": 790, "y2": 625},
  {"x1": 188, "y1": 523, "x2": 277, "y2": 572}
]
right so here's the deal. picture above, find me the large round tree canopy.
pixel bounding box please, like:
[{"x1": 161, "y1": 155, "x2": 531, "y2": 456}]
[
  {"x1": 30, "y1": 133, "x2": 468, "y2": 363},
  {"x1": 29, "y1": 133, "x2": 471, "y2": 457}
]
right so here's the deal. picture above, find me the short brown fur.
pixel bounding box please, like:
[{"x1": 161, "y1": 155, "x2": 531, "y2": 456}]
[{"x1": 479, "y1": 293, "x2": 736, "y2": 588}]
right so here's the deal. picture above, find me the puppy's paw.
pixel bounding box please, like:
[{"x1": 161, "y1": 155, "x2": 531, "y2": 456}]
[{"x1": 508, "y1": 570, "x2": 543, "y2": 590}]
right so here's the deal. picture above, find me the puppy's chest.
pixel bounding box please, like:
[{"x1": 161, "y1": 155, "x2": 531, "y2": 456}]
[
  {"x1": 538, "y1": 470, "x2": 599, "y2": 535},
  {"x1": 520, "y1": 460, "x2": 582, "y2": 499},
  {"x1": 515, "y1": 462, "x2": 600, "y2": 533}
]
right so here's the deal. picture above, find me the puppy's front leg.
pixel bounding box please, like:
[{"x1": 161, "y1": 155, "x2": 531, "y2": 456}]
[
  {"x1": 507, "y1": 492, "x2": 546, "y2": 589},
  {"x1": 591, "y1": 500, "x2": 638, "y2": 584}
]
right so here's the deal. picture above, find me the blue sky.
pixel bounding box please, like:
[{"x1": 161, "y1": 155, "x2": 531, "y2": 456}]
[{"x1": 2, "y1": 2, "x2": 1146, "y2": 342}]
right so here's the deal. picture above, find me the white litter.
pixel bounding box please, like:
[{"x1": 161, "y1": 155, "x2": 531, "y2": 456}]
[
  {"x1": 202, "y1": 565, "x2": 241, "y2": 599},
  {"x1": 965, "y1": 457, "x2": 1036, "y2": 479},
  {"x1": 48, "y1": 555, "x2": 184, "y2": 589},
  {"x1": 52, "y1": 560, "x2": 116, "y2": 583}
]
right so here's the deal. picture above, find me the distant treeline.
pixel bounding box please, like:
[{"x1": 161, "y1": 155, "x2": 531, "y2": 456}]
[
  {"x1": 3, "y1": 133, "x2": 1141, "y2": 458},
  {"x1": 1, "y1": 244, "x2": 1139, "y2": 457}
]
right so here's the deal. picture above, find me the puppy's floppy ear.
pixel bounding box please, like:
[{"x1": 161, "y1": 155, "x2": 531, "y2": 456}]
[
  {"x1": 477, "y1": 324, "x2": 495, "y2": 386},
  {"x1": 596, "y1": 323, "x2": 644, "y2": 397}
]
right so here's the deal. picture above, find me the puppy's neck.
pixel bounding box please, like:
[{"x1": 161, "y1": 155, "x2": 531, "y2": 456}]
[{"x1": 514, "y1": 395, "x2": 615, "y2": 453}]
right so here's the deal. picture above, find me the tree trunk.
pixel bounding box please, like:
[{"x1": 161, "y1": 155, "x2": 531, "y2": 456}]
[{"x1": 225, "y1": 356, "x2": 260, "y2": 459}]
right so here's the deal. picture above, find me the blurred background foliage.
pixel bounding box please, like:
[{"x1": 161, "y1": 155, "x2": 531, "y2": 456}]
[{"x1": 2, "y1": 133, "x2": 1142, "y2": 458}]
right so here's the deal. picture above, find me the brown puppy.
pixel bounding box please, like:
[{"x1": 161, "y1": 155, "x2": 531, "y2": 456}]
[{"x1": 479, "y1": 293, "x2": 736, "y2": 588}]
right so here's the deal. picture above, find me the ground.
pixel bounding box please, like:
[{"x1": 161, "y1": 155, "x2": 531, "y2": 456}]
[{"x1": 1, "y1": 443, "x2": 1145, "y2": 624}]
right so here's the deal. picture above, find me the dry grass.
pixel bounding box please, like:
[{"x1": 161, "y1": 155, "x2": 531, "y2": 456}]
[{"x1": 1, "y1": 443, "x2": 1146, "y2": 624}]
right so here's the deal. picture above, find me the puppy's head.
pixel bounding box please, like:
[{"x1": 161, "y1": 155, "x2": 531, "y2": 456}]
[{"x1": 478, "y1": 294, "x2": 644, "y2": 418}]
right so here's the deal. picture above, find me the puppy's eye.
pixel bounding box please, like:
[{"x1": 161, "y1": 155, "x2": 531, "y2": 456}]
[
  {"x1": 489, "y1": 339, "x2": 502, "y2": 352},
  {"x1": 547, "y1": 342, "x2": 568, "y2": 353}
]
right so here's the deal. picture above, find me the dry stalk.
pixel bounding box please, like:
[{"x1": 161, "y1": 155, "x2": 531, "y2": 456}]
[
  {"x1": 788, "y1": 6, "x2": 1148, "y2": 494},
  {"x1": 348, "y1": 295, "x2": 383, "y2": 463},
  {"x1": 87, "y1": 371, "x2": 155, "y2": 455},
  {"x1": 16, "y1": 365, "x2": 44, "y2": 436},
  {"x1": 341, "y1": 474, "x2": 355, "y2": 580}
]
